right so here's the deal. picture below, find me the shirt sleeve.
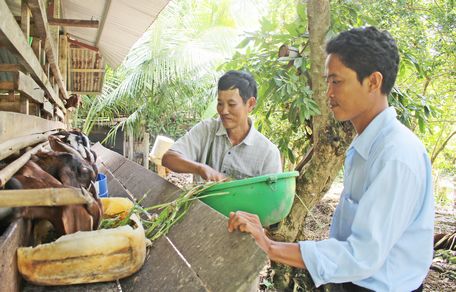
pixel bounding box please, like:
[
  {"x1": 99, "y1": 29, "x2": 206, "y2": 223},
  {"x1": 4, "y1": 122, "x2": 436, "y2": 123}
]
[
  {"x1": 299, "y1": 160, "x2": 423, "y2": 286},
  {"x1": 261, "y1": 146, "x2": 282, "y2": 174},
  {"x1": 169, "y1": 121, "x2": 211, "y2": 163}
]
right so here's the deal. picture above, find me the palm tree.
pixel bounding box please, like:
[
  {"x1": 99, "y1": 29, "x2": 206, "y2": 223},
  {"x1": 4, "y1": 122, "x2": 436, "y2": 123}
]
[{"x1": 80, "y1": 0, "x2": 263, "y2": 143}]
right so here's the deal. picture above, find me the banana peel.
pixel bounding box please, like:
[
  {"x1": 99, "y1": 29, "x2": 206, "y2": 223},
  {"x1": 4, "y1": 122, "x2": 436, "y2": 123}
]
[{"x1": 17, "y1": 214, "x2": 148, "y2": 285}]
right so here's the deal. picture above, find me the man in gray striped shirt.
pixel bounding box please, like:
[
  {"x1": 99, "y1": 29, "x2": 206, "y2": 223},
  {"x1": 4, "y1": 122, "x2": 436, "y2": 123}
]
[{"x1": 162, "y1": 71, "x2": 282, "y2": 182}]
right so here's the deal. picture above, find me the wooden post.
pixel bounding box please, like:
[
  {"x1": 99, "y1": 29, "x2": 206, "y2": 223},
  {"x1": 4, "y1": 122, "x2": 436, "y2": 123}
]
[
  {"x1": 59, "y1": 35, "x2": 68, "y2": 88},
  {"x1": 19, "y1": 94, "x2": 29, "y2": 115},
  {"x1": 20, "y1": 1, "x2": 33, "y2": 119},
  {"x1": 20, "y1": 0, "x2": 30, "y2": 39},
  {"x1": 143, "y1": 132, "x2": 150, "y2": 169},
  {"x1": 31, "y1": 38, "x2": 41, "y2": 63},
  {"x1": 128, "y1": 132, "x2": 134, "y2": 161}
]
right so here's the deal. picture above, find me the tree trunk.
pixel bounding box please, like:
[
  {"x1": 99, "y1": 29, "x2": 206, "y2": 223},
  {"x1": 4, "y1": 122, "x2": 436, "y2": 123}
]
[{"x1": 271, "y1": 1, "x2": 355, "y2": 290}]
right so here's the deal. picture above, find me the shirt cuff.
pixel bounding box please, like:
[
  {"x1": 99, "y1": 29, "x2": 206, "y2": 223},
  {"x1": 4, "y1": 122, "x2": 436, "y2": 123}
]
[{"x1": 299, "y1": 240, "x2": 337, "y2": 287}]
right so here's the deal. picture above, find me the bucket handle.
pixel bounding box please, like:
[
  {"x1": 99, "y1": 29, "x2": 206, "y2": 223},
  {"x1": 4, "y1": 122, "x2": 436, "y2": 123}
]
[{"x1": 266, "y1": 176, "x2": 277, "y2": 191}]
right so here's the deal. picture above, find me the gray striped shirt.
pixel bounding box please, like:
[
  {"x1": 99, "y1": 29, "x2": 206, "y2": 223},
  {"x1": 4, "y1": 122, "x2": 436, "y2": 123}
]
[{"x1": 170, "y1": 118, "x2": 282, "y2": 181}]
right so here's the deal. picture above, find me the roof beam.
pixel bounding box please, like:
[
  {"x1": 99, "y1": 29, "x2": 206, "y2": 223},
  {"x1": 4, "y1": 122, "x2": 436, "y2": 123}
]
[
  {"x1": 95, "y1": 0, "x2": 111, "y2": 46},
  {"x1": 67, "y1": 36, "x2": 99, "y2": 52},
  {"x1": 48, "y1": 18, "x2": 99, "y2": 28},
  {"x1": 27, "y1": 0, "x2": 69, "y2": 101}
]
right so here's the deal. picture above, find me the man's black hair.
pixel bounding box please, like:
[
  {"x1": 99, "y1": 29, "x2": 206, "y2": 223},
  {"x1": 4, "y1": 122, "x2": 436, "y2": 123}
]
[
  {"x1": 218, "y1": 70, "x2": 257, "y2": 103},
  {"x1": 326, "y1": 26, "x2": 399, "y2": 95}
]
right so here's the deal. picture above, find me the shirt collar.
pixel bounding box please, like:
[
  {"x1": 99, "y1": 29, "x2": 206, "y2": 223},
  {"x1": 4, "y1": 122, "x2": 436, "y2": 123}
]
[
  {"x1": 348, "y1": 106, "x2": 397, "y2": 160},
  {"x1": 216, "y1": 118, "x2": 256, "y2": 146}
]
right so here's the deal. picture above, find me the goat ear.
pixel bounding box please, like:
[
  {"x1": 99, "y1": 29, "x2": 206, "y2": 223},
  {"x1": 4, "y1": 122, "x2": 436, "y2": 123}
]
[{"x1": 48, "y1": 135, "x2": 64, "y2": 152}]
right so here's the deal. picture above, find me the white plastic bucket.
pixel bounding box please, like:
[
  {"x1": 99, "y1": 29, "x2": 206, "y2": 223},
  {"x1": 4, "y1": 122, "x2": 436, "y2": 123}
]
[{"x1": 149, "y1": 135, "x2": 174, "y2": 165}]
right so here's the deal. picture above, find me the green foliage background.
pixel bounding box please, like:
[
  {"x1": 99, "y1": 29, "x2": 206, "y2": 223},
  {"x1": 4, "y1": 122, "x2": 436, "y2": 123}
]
[{"x1": 79, "y1": 0, "x2": 455, "y2": 174}]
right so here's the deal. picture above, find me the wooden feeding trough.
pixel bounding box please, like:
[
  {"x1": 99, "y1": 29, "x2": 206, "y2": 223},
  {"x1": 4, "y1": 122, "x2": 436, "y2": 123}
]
[{"x1": 0, "y1": 141, "x2": 268, "y2": 291}]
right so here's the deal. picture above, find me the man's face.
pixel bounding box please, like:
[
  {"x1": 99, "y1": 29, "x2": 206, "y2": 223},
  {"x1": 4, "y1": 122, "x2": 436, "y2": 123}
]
[
  {"x1": 217, "y1": 88, "x2": 255, "y2": 131},
  {"x1": 325, "y1": 54, "x2": 376, "y2": 126}
]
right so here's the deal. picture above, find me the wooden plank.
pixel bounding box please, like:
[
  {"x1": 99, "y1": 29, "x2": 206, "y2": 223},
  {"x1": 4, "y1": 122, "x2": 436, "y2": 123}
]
[
  {"x1": 17, "y1": 71, "x2": 45, "y2": 103},
  {"x1": 0, "y1": 64, "x2": 24, "y2": 72},
  {"x1": 31, "y1": 38, "x2": 41, "y2": 60},
  {"x1": 27, "y1": 0, "x2": 69, "y2": 102},
  {"x1": 0, "y1": 0, "x2": 65, "y2": 111},
  {"x1": 55, "y1": 106, "x2": 63, "y2": 120},
  {"x1": 120, "y1": 236, "x2": 207, "y2": 292},
  {"x1": 0, "y1": 188, "x2": 92, "y2": 207},
  {"x1": 20, "y1": 93, "x2": 29, "y2": 114},
  {"x1": 0, "y1": 99, "x2": 20, "y2": 113},
  {"x1": 0, "y1": 111, "x2": 63, "y2": 143},
  {"x1": 96, "y1": 163, "x2": 131, "y2": 200},
  {"x1": 112, "y1": 159, "x2": 181, "y2": 206},
  {"x1": 0, "y1": 80, "x2": 14, "y2": 90},
  {"x1": 167, "y1": 201, "x2": 268, "y2": 292},
  {"x1": 68, "y1": 37, "x2": 99, "y2": 52},
  {"x1": 94, "y1": 143, "x2": 268, "y2": 291},
  {"x1": 48, "y1": 19, "x2": 99, "y2": 28},
  {"x1": 29, "y1": 102, "x2": 40, "y2": 116},
  {"x1": 70, "y1": 68, "x2": 105, "y2": 73},
  {"x1": 20, "y1": 0, "x2": 31, "y2": 39},
  {"x1": 23, "y1": 281, "x2": 119, "y2": 292},
  {"x1": 92, "y1": 143, "x2": 180, "y2": 206},
  {"x1": 0, "y1": 70, "x2": 45, "y2": 104},
  {"x1": 91, "y1": 143, "x2": 127, "y2": 174},
  {"x1": 42, "y1": 100, "x2": 53, "y2": 116},
  {"x1": 0, "y1": 218, "x2": 31, "y2": 292},
  {"x1": 0, "y1": 130, "x2": 55, "y2": 161},
  {"x1": 58, "y1": 35, "x2": 67, "y2": 88},
  {"x1": 71, "y1": 91, "x2": 102, "y2": 95}
]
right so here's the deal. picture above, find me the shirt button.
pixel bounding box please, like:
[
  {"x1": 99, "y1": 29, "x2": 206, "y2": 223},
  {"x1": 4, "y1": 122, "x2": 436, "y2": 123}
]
[{"x1": 228, "y1": 152, "x2": 231, "y2": 155}]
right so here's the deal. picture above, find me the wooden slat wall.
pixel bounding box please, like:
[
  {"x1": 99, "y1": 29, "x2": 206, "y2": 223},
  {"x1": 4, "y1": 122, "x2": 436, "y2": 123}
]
[
  {"x1": 68, "y1": 48, "x2": 104, "y2": 94},
  {"x1": 27, "y1": 0, "x2": 69, "y2": 102},
  {"x1": 0, "y1": 111, "x2": 64, "y2": 144},
  {"x1": 0, "y1": 0, "x2": 66, "y2": 113}
]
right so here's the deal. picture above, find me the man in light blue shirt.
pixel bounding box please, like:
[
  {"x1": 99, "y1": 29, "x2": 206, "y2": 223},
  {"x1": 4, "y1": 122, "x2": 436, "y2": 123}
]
[{"x1": 227, "y1": 27, "x2": 434, "y2": 292}]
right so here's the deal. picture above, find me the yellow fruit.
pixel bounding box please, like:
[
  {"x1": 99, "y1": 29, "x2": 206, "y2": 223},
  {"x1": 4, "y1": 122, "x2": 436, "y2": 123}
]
[{"x1": 100, "y1": 197, "x2": 134, "y2": 219}]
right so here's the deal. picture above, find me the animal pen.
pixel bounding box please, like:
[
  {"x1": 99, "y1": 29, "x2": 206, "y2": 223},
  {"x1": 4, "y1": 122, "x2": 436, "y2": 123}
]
[{"x1": 0, "y1": 0, "x2": 267, "y2": 291}]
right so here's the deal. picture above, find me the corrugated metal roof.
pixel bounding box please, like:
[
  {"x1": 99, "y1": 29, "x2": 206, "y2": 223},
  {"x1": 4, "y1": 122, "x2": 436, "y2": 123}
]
[
  {"x1": 61, "y1": 0, "x2": 170, "y2": 67},
  {"x1": 5, "y1": 0, "x2": 170, "y2": 67}
]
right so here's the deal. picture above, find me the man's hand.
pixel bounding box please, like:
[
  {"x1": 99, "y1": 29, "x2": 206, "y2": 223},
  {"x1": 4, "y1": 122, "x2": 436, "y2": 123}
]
[
  {"x1": 197, "y1": 164, "x2": 225, "y2": 181},
  {"x1": 227, "y1": 211, "x2": 271, "y2": 253},
  {"x1": 227, "y1": 211, "x2": 306, "y2": 269}
]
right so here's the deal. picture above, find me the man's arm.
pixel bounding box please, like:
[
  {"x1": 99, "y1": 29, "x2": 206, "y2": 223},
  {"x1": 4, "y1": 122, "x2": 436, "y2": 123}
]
[
  {"x1": 162, "y1": 150, "x2": 225, "y2": 181},
  {"x1": 227, "y1": 211, "x2": 305, "y2": 268}
]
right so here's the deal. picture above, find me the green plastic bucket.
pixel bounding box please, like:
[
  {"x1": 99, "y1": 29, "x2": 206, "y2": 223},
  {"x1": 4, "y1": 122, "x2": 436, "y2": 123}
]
[{"x1": 199, "y1": 171, "x2": 299, "y2": 226}]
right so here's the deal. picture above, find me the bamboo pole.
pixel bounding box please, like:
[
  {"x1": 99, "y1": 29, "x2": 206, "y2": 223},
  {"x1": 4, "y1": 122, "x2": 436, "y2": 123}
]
[
  {"x1": 0, "y1": 141, "x2": 48, "y2": 187},
  {"x1": 0, "y1": 130, "x2": 58, "y2": 161},
  {"x1": 0, "y1": 188, "x2": 91, "y2": 207}
]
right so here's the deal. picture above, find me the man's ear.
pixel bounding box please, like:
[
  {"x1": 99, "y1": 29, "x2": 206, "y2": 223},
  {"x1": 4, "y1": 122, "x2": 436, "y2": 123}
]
[
  {"x1": 247, "y1": 97, "x2": 256, "y2": 112},
  {"x1": 368, "y1": 72, "x2": 383, "y2": 93}
]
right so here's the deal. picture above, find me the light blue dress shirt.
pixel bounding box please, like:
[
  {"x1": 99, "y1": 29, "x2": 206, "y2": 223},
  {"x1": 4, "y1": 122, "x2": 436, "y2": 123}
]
[{"x1": 299, "y1": 107, "x2": 434, "y2": 291}]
